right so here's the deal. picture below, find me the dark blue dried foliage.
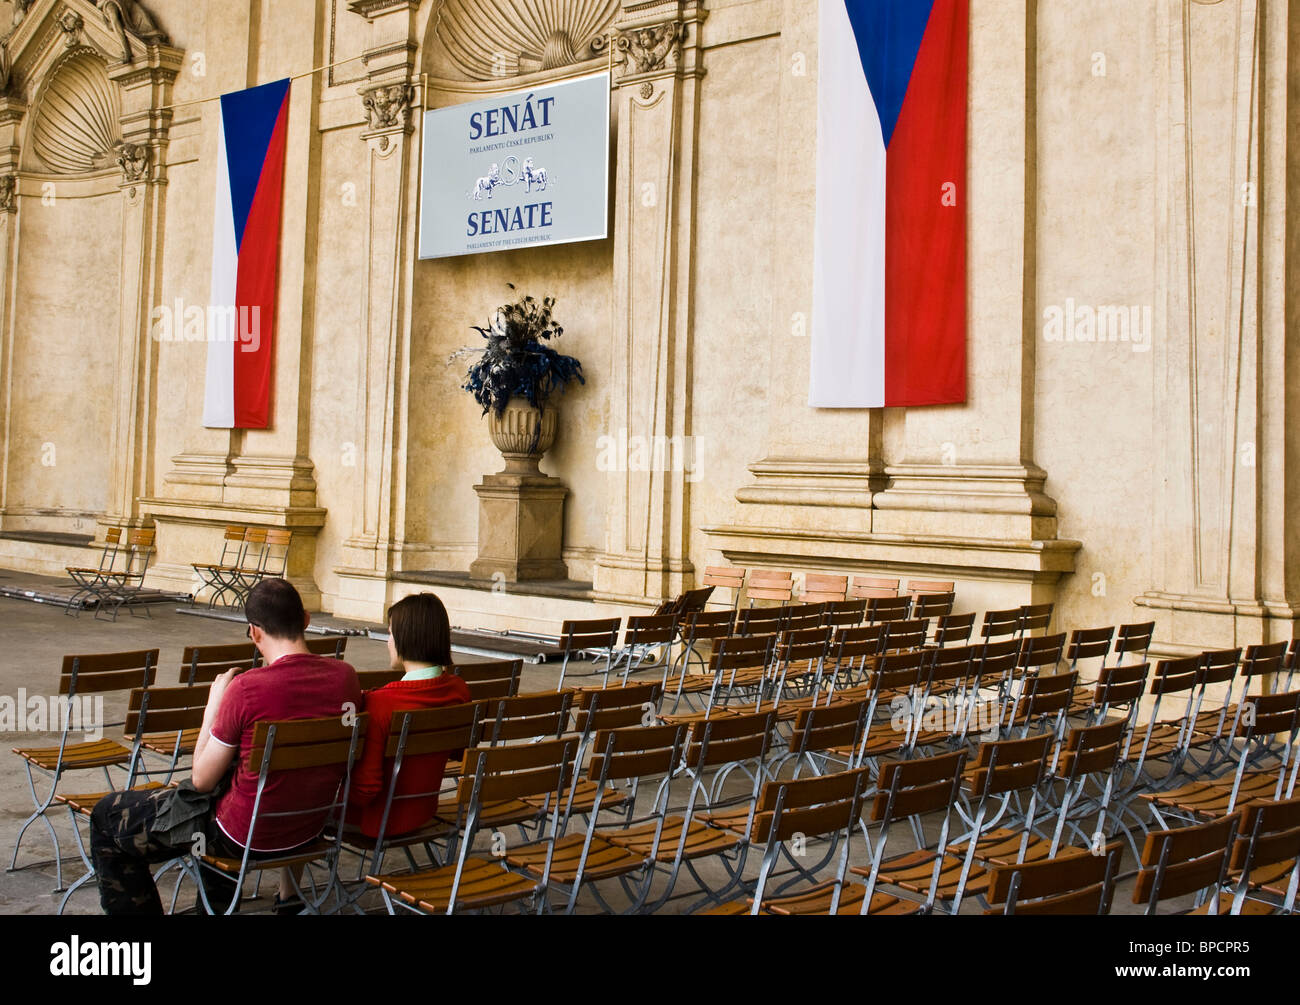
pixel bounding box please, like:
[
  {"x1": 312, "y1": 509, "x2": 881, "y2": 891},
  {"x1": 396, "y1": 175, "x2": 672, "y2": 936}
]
[{"x1": 463, "y1": 286, "x2": 585, "y2": 416}]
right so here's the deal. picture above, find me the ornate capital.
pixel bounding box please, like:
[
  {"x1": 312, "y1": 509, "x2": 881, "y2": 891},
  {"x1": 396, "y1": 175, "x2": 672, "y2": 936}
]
[
  {"x1": 0, "y1": 173, "x2": 15, "y2": 213},
  {"x1": 116, "y1": 140, "x2": 148, "y2": 185},
  {"x1": 361, "y1": 81, "x2": 414, "y2": 131},
  {"x1": 596, "y1": 20, "x2": 687, "y2": 76}
]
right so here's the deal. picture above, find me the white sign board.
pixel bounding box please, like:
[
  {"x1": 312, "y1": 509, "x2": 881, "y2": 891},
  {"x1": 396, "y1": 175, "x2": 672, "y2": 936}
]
[{"x1": 418, "y1": 73, "x2": 611, "y2": 259}]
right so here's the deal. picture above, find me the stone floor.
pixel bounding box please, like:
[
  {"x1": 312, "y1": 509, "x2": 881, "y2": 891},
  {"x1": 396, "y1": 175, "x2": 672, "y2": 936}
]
[{"x1": 0, "y1": 571, "x2": 1230, "y2": 916}]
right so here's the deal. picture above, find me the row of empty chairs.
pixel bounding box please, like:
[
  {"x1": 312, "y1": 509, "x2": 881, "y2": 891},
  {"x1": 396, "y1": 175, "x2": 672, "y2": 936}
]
[
  {"x1": 191, "y1": 525, "x2": 293, "y2": 609},
  {"x1": 64, "y1": 527, "x2": 157, "y2": 621},
  {"x1": 702, "y1": 567, "x2": 957, "y2": 608}
]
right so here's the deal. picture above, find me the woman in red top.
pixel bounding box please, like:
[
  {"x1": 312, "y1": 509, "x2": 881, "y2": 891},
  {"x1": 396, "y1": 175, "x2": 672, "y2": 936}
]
[{"x1": 346, "y1": 592, "x2": 472, "y2": 838}]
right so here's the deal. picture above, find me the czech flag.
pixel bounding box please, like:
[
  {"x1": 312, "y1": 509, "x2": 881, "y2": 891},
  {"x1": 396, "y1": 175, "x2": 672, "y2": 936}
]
[
  {"x1": 203, "y1": 78, "x2": 290, "y2": 429},
  {"x1": 809, "y1": 0, "x2": 967, "y2": 408}
]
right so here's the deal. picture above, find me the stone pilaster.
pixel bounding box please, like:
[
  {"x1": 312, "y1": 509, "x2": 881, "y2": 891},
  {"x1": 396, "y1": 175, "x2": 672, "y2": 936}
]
[
  {"x1": 332, "y1": 0, "x2": 422, "y2": 619},
  {"x1": 592, "y1": 0, "x2": 707, "y2": 605}
]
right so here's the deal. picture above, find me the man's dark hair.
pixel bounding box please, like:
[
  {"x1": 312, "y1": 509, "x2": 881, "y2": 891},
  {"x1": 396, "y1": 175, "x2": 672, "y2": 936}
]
[
  {"x1": 245, "y1": 578, "x2": 308, "y2": 641},
  {"x1": 387, "y1": 593, "x2": 452, "y2": 667}
]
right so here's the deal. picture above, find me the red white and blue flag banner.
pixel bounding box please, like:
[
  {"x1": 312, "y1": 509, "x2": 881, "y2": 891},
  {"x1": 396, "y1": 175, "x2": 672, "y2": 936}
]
[
  {"x1": 203, "y1": 78, "x2": 291, "y2": 429},
  {"x1": 810, "y1": 0, "x2": 967, "y2": 408}
]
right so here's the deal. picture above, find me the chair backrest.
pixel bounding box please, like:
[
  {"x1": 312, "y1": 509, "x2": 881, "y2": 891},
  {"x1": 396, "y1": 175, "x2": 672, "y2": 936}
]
[
  {"x1": 456, "y1": 737, "x2": 578, "y2": 818},
  {"x1": 1229, "y1": 797, "x2": 1300, "y2": 907},
  {"x1": 986, "y1": 844, "x2": 1122, "y2": 915},
  {"x1": 678, "y1": 585, "x2": 715, "y2": 614},
  {"x1": 750, "y1": 766, "x2": 873, "y2": 845},
  {"x1": 981, "y1": 608, "x2": 1020, "y2": 641},
  {"x1": 126, "y1": 685, "x2": 210, "y2": 752},
  {"x1": 1113, "y1": 621, "x2": 1155, "y2": 663},
  {"x1": 907, "y1": 579, "x2": 954, "y2": 597},
  {"x1": 936, "y1": 612, "x2": 976, "y2": 646},
  {"x1": 702, "y1": 566, "x2": 746, "y2": 602},
  {"x1": 782, "y1": 602, "x2": 828, "y2": 632},
  {"x1": 1018, "y1": 633, "x2": 1066, "y2": 674},
  {"x1": 120, "y1": 529, "x2": 156, "y2": 582},
  {"x1": 1067, "y1": 626, "x2": 1114, "y2": 667},
  {"x1": 831, "y1": 624, "x2": 887, "y2": 664},
  {"x1": 685, "y1": 709, "x2": 777, "y2": 771},
  {"x1": 572, "y1": 681, "x2": 662, "y2": 734},
  {"x1": 623, "y1": 613, "x2": 678, "y2": 648},
  {"x1": 1017, "y1": 603, "x2": 1054, "y2": 636},
  {"x1": 95, "y1": 527, "x2": 124, "y2": 572},
  {"x1": 217, "y1": 525, "x2": 247, "y2": 564},
  {"x1": 1199, "y1": 647, "x2": 1241, "y2": 687},
  {"x1": 1239, "y1": 641, "x2": 1288, "y2": 688},
  {"x1": 709, "y1": 634, "x2": 777, "y2": 676},
  {"x1": 60, "y1": 650, "x2": 160, "y2": 699},
  {"x1": 802, "y1": 573, "x2": 848, "y2": 604},
  {"x1": 790, "y1": 699, "x2": 870, "y2": 759},
  {"x1": 243, "y1": 715, "x2": 368, "y2": 855},
  {"x1": 482, "y1": 690, "x2": 574, "y2": 744},
  {"x1": 882, "y1": 618, "x2": 928, "y2": 653},
  {"x1": 559, "y1": 618, "x2": 621, "y2": 656},
  {"x1": 735, "y1": 605, "x2": 787, "y2": 636},
  {"x1": 850, "y1": 576, "x2": 900, "y2": 600},
  {"x1": 355, "y1": 668, "x2": 405, "y2": 690},
  {"x1": 384, "y1": 702, "x2": 481, "y2": 760},
  {"x1": 968, "y1": 733, "x2": 1052, "y2": 798},
  {"x1": 454, "y1": 659, "x2": 523, "y2": 701},
  {"x1": 304, "y1": 635, "x2": 348, "y2": 659},
  {"x1": 746, "y1": 569, "x2": 794, "y2": 605},
  {"x1": 179, "y1": 642, "x2": 262, "y2": 685},
  {"x1": 866, "y1": 596, "x2": 911, "y2": 625},
  {"x1": 1008, "y1": 671, "x2": 1077, "y2": 730},
  {"x1": 823, "y1": 598, "x2": 867, "y2": 628},
  {"x1": 1057, "y1": 716, "x2": 1128, "y2": 783},
  {"x1": 1092, "y1": 662, "x2": 1150, "y2": 710},
  {"x1": 587, "y1": 723, "x2": 687, "y2": 789},
  {"x1": 261, "y1": 529, "x2": 292, "y2": 576},
  {"x1": 240, "y1": 527, "x2": 268, "y2": 567},
  {"x1": 911, "y1": 592, "x2": 955, "y2": 620},
  {"x1": 680, "y1": 608, "x2": 736, "y2": 644},
  {"x1": 871, "y1": 749, "x2": 967, "y2": 823},
  {"x1": 1134, "y1": 813, "x2": 1240, "y2": 912}
]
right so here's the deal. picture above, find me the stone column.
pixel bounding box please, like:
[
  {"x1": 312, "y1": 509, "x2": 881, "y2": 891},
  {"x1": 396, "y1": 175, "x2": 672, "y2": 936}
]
[
  {"x1": 1135, "y1": 0, "x2": 1295, "y2": 651},
  {"x1": 331, "y1": 0, "x2": 421, "y2": 619},
  {"x1": 0, "y1": 95, "x2": 23, "y2": 534},
  {"x1": 592, "y1": 0, "x2": 707, "y2": 605}
]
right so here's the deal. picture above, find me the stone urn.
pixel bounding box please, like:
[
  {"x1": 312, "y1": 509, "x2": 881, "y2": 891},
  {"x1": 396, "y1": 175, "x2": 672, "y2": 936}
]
[
  {"x1": 470, "y1": 396, "x2": 569, "y2": 582},
  {"x1": 487, "y1": 397, "x2": 558, "y2": 474}
]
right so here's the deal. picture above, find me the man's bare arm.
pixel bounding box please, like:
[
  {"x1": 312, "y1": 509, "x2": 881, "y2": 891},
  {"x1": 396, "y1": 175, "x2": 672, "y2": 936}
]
[{"x1": 191, "y1": 669, "x2": 238, "y2": 793}]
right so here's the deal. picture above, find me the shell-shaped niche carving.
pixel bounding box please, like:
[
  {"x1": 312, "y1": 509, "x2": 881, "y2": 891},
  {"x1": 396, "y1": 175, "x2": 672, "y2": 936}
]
[
  {"x1": 436, "y1": 0, "x2": 619, "y2": 80},
  {"x1": 28, "y1": 51, "x2": 122, "y2": 174}
]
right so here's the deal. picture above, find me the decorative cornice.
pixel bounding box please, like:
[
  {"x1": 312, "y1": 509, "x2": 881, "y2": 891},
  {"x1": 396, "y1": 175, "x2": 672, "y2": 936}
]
[
  {"x1": 595, "y1": 20, "x2": 687, "y2": 75},
  {"x1": 347, "y1": 0, "x2": 419, "y2": 18}
]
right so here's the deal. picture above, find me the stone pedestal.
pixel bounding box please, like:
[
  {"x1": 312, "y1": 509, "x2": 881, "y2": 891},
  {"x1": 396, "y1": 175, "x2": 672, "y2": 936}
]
[{"x1": 469, "y1": 473, "x2": 568, "y2": 582}]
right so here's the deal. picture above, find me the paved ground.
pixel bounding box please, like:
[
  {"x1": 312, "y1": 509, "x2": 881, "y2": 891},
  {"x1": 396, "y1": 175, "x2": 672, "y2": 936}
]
[{"x1": 0, "y1": 572, "x2": 1224, "y2": 916}]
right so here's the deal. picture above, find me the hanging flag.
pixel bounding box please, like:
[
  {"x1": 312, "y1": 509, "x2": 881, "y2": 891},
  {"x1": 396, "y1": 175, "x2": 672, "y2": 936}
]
[
  {"x1": 203, "y1": 78, "x2": 291, "y2": 429},
  {"x1": 810, "y1": 0, "x2": 967, "y2": 408}
]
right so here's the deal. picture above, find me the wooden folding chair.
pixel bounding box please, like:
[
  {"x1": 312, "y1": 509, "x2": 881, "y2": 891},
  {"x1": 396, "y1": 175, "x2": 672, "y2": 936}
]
[
  {"x1": 1212, "y1": 796, "x2": 1300, "y2": 915},
  {"x1": 184, "y1": 713, "x2": 368, "y2": 915},
  {"x1": 703, "y1": 766, "x2": 875, "y2": 915},
  {"x1": 367, "y1": 737, "x2": 579, "y2": 914},
  {"x1": 1064, "y1": 625, "x2": 1115, "y2": 714},
  {"x1": 93, "y1": 529, "x2": 157, "y2": 621},
  {"x1": 1016, "y1": 603, "x2": 1054, "y2": 639},
  {"x1": 660, "y1": 609, "x2": 735, "y2": 711},
  {"x1": 1133, "y1": 813, "x2": 1241, "y2": 915},
  {"x1": 980, "y1": 607, "x2": 1020, "y2": 642},
  {"x1": 504, "y1": 723, "x2": 689, "y2": 914},
  {"x1": 607, "y1": 709, "x2": 778, "y2": 912},
  {"x1": 55, "y1": 685, "x2": 207, "y2": 912},
  {"x1": 9, "y1": 649, "x2": 159, "y2": 890},
  {"x1": 65, "y1": 528, "x2": 123, "y2": 615},
  {"x1": 191, "y1": 525, "x2": 248, "y2": 608},
  {"x1": 607, "y1": 613, "x2": 678, "y2": 685},
  {"x1": 935, "y1": 611, "x2": 976, "y2": 647},
  {"x1": 1111, "y1": 621, "x2": 1155, "y2": 665},
  {"x1": 454, "y1": 658, "x2": 523, "y2": 700},
  {"x1": 907, "y1": 579, "x2": 954, "y2": 600},
  {"x1": 911, "y1": 591, "x2": 955, "y2": 622},
  {"x1": 735, "y1": 604, "x2": 788, "y2": 636},
  {"x1": 822, "y1": 598, "x2": 867, "y2": 630},
  {"x1": 555, "y1": 618, "x2": 621, "y2": 690},
  {"x1": 985, "y1": 843, "x2": 1122, "y2": 915}
]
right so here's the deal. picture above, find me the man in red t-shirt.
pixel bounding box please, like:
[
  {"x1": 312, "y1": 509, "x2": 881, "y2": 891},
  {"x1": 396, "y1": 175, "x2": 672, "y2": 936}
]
[
  {"x1": 346, "y1": 592, "x2": 471, "y2": 839},
  {"x1": 90, "y1": 578, "x2": 361, "y2": 915}
]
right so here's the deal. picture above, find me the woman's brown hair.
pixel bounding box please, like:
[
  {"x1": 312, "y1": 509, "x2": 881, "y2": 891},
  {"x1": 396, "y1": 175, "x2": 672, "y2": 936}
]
[{"x1": 387, "y1": 592, "x2": 453, "y2": 667}]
